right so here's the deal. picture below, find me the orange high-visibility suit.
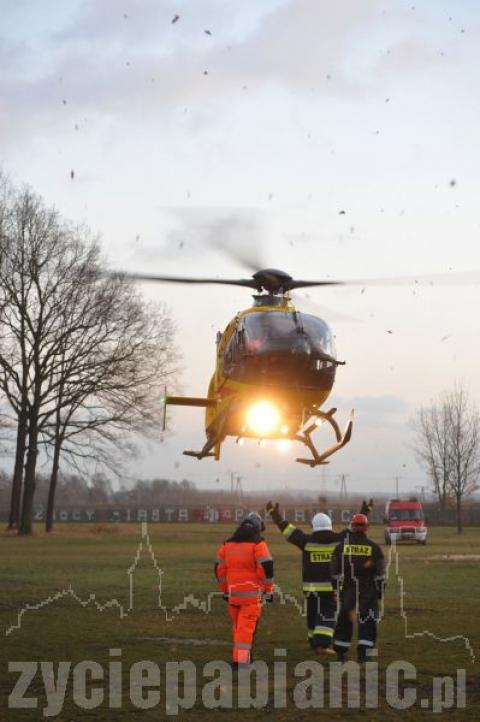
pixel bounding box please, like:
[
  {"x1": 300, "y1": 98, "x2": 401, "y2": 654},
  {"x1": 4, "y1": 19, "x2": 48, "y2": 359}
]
[{"x1": 215, "y1": 523, "x2": 274, "y2": 665}]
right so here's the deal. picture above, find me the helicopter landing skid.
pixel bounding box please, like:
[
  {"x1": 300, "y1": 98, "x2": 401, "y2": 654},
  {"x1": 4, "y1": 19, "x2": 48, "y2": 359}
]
[{"x1": 295, "y1": 408, "x2": 354, "y2": 467}]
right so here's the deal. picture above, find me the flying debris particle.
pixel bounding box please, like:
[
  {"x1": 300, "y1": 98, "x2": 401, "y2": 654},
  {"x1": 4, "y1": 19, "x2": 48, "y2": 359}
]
[
  {"x1": 204, "y1": 29, "x2": 212, "y2": 35},
  {"x1": 123, "y1": 13, "x2": 128, "y2": 19},
  {"x1": 174, "y1": 461, "x2": 180, "y2": 469},
  {"x1": 203, "y1": 70, "x2": 209, "y2": 76},
  {"x1": 62, "y1": 99, "x2": 67, "y2": 105},
  {"x1": 375, "y1": 130, "x2": 380, "y2": 135},
  {"x1": 441, "y1": 335, "x2": 451, "y2": 342},
  {"x1": 135, "y1": 234, "x2": 140, "y2": 243},
  {"x1": 460, "y1": 28, "x2": 465, "y2": 34},
  {"x1": 326, "y1": 74, "x2": 331, "y2": 80},
  {"x1": 268, "y1": 193, "x2": 273, "y2": 200},
  {"x1": 74, "y1": 123, "x2": 79, "y2": 131},
  {"x1": 361, "y1": 288, "x2": 365, "y2": 294},
  {"x1": 350, "y1": 226, "x2": 355, "y2": 233},
  {"x1": 70, "y1": 169, "x2": 75, "y2": 180},
  {"x1": 339, "y1": 210, "x2": 346, "y2": 215},
  {"x1": 172, "y1": 14, "x2": 180, "y2": 24},
  {"x1": 242, "y1": 85, "x2": 248, "y2": 90},
  {"x1": 179, "y1": 241, "x2": 184, "y2": 249},
  {"x1": 449, "y1": 178, "x2": 456, "y2": 187},
  {"x1": 385, "y1": 97, "x2": 390, "y2": 103},
  {"x1": 386, "y1": 330, "x2": 393, "y2": 334}
]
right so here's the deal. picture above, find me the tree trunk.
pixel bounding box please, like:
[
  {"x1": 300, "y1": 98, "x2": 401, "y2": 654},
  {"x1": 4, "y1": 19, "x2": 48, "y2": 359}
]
[
  {"x1": 7, "y1": 407, "x2": 27, "y2": 530},
  {"x1": 455, "y1": 493, "x2": 463, "y2": 534},
  {"x1": 19, "y1": 419, "x2": 38, "y2": 536},
  {"x1": 46, "y1": 437, "x2": 62, "y2": 532}
]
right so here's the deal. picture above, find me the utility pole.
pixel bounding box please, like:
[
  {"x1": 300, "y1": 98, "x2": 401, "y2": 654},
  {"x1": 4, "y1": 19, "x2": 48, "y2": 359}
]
[
  {"x1": 229, "y1": 471, "x2": 243, "y2": 500},
  {"x1": 394, "y1": 476, "x2": 400, "y2": 498},
  {"x1": 321, "y1": 467, "x2": 327, "y2": 495},
  {"x1": 415, "y1": 485, "x2": 428, "y2": 501},
  {"x1": 234, "y1": 475, "x2": 244, "y2": 500},
  {"x1": 339, "y1": 474, "x2": 349, "y2": 500}
]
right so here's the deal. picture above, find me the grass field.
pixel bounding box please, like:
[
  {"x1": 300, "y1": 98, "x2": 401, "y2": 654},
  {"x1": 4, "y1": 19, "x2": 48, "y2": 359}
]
[{"x1": 1, "y1": 523, "x2": 479, "y2": 720}]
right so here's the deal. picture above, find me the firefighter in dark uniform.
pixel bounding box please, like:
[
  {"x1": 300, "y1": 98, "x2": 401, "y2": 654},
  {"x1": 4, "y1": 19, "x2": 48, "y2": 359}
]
[
  {"x1": 360, "y1": 498, "x2": 373, "y2": 517},
  {"x1": 266, "y1": 502, "x2": 342, "y2": 656},
  {"x1": 331, "y1": 513, "x2": 385, "y2": 663}
]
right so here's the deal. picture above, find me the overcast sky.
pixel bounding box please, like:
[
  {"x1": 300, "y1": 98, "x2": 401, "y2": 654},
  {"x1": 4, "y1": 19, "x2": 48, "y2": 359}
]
[{"x1": 2, "y1": 0, "x2": 480, "y2": 495}]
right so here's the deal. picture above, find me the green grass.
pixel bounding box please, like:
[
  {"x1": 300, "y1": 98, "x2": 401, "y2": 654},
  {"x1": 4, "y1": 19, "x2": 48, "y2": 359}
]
[{"x1": 0, "y1": 523, "x2": 479, "y2": 720}]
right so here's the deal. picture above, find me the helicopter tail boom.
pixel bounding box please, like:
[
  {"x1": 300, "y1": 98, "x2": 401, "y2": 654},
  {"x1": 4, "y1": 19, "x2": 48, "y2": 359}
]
[{"x1": 166, "y1": 396, "x2": 217, "y2": 408}]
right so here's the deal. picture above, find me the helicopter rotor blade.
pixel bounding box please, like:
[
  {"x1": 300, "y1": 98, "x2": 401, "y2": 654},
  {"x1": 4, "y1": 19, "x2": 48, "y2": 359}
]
[
  {"x1": 111, "y1": 271, "x2": 259, "y2": 289},
  {"x1": 289, "y1": 270, "x2": 480, "y2": 290},
  {"x1": 209, "y1": 234, "x2": 266, "y2": 274}
]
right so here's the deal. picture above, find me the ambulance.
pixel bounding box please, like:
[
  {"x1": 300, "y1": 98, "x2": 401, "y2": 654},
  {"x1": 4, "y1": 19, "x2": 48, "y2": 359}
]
[{"x1": 384, "y1": 498, "x2": 428, "y2": 545}]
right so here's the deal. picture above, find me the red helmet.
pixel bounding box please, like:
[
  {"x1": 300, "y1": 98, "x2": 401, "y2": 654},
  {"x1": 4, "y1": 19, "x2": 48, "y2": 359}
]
[{"x1": 351, "y1": 513, "x2": 368, "y2": 532}]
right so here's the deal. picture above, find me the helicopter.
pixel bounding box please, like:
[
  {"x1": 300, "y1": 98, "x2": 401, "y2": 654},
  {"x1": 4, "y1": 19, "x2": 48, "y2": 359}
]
[
  {"x1": 124, "y1": 267, "x2": 355, "y2": 466},
  {"x1": 120, "y1": 264, "x2": 480, "y2": 466}
]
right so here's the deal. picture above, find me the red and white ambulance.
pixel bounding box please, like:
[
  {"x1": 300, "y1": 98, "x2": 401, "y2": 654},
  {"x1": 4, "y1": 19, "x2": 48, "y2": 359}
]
[{"x1": 384, "y1": 498, "x2": 428, "y2": 545}]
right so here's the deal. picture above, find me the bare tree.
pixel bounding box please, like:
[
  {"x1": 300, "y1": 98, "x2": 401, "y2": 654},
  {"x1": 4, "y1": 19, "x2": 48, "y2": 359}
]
[
  {"x1": 0, "y1": 178, "x2": 177, "y2": 534},
  {"x1": 413, "y1": 385, "x2": 480, "y2": 532},
  {"x1": 39, "y1": 293, "x2": 177, "y2": 531},
  {"x1": 412, "y1": 402, "x2": 452, "y2": 515},
  {"x1": 445, "y1": 386, "x2": 480, "y2": 533}
]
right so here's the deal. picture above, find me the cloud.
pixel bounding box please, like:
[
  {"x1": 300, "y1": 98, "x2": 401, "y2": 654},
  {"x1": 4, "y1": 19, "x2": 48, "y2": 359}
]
[
  {"x1": 0, "y1": 0, "x2": 446, "y2": 145},
  {"x1": 332, "y1": 394, "x2": 412, "y2": 428}
]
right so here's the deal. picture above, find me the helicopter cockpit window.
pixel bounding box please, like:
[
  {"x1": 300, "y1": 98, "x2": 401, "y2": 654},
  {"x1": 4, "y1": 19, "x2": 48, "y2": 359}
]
[
  {"x1": 223, "y1": 311, "x2": 337, "y2": 389},
  {"x1": 242, "y1": 311, "x2": 335, "y2": 357}
]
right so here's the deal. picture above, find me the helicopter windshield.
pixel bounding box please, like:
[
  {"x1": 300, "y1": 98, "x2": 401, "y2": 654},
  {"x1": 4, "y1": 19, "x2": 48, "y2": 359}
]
[{"x1": 242, "y1": 311, "x2": 335, "y2": 357}]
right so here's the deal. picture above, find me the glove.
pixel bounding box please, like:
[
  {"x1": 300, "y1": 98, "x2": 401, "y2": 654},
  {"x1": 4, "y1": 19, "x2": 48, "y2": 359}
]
[
  {"x1": 263, "y1": 593, "x2": 274, "y2": 604},
  {"x1": 266, "y1": 501, "x2": 282, "y2": 525}
]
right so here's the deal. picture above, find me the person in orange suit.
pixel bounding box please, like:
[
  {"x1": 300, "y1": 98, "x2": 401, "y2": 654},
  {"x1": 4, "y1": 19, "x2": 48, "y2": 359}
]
[{"x1": 215, "y1": 512, "x2": 274, "y2": 668}]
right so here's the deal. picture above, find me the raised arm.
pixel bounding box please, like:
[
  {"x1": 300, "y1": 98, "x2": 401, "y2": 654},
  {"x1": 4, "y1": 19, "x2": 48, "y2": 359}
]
[{"x1": 266, "y1": 501, "x2": 309, "y2": 551}]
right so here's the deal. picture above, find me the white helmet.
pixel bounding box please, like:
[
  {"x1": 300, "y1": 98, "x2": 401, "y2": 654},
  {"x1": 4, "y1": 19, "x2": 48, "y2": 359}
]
[{"x1": 312, "y1": 512, "x2": 332, "y2": 531}]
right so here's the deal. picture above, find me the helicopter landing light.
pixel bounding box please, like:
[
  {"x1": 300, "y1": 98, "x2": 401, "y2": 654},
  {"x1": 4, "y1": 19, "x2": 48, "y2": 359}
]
[
  {"x1": 280, "y1": 424, "x2": 289, "y2": 435},
  {"x1": 246, "y1": 401, "x2": 280, "y2": 436}
]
